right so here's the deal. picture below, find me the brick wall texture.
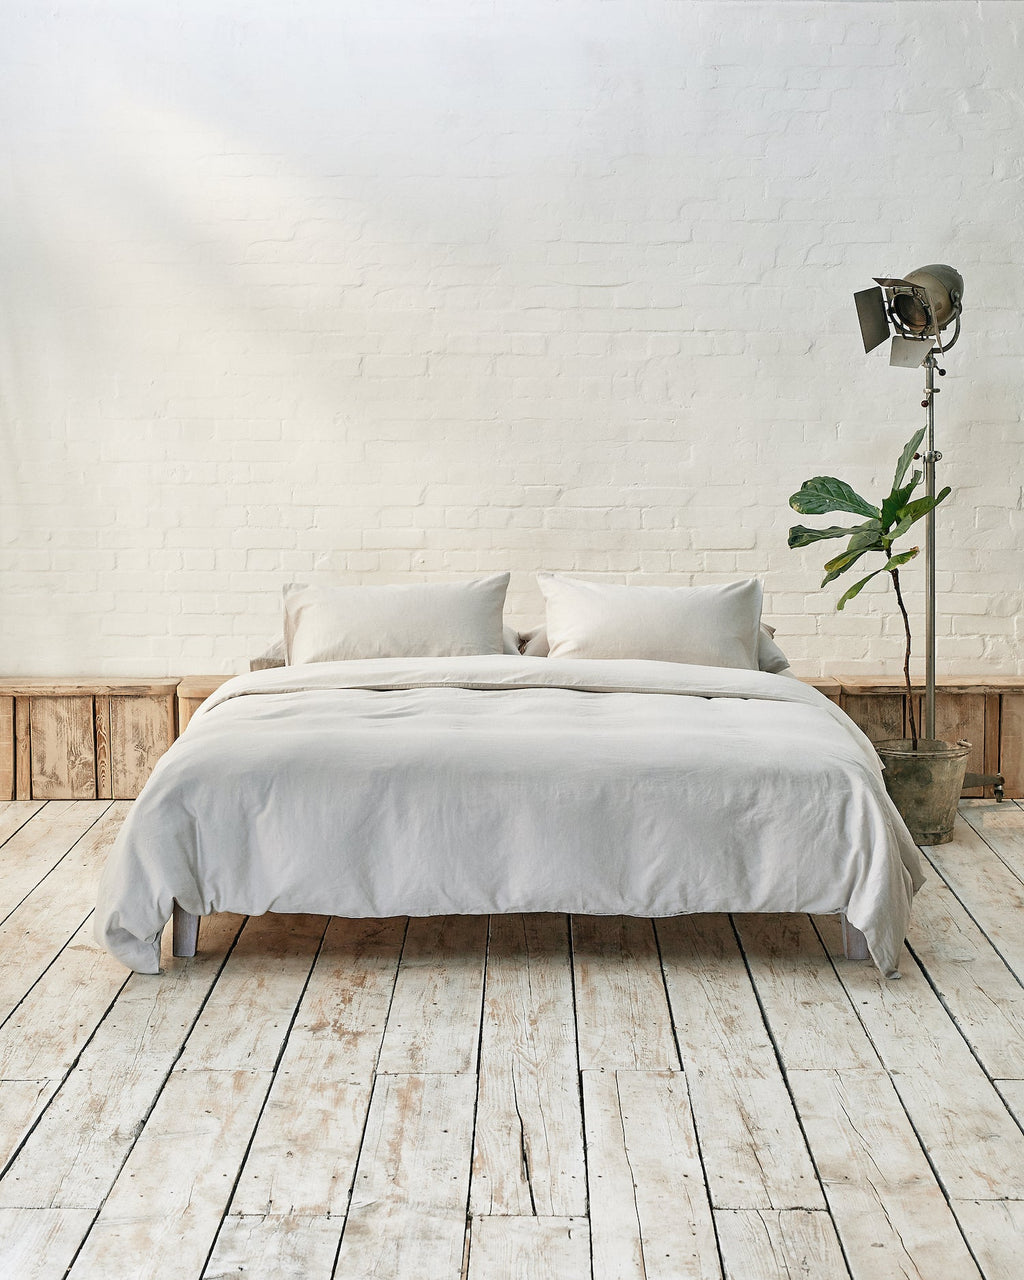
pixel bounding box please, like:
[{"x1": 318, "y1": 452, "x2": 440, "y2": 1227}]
[{"x1": 2, "y1": 1, "x2": 1022, "y2": 676}]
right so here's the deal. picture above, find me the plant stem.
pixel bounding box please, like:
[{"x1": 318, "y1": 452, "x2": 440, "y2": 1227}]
[{"x1": 890, "y1": 565, "x2": 918, "y2": 750}]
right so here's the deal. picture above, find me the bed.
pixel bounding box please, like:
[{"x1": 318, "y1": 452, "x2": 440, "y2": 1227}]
[{"x1": 94, "y1": 644, "x2": 923, "y2": 979}]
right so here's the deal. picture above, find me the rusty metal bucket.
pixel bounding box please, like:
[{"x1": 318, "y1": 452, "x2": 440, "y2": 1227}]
[{"x1": 875, "y1": 738, "x2": 971, "y2": 845}]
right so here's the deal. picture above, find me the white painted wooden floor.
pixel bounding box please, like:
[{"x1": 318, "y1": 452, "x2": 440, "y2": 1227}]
[{"x1": 1, "y1": 799, "x2": 1023, "y2": 1279}]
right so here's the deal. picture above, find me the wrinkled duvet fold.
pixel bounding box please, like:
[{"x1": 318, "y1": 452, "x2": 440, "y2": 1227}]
[{"x1": 94, "y1": 655, "x2": 924, "y2": 975}]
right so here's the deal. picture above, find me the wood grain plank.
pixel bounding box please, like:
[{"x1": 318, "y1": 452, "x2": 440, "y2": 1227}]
[
  {"x1": 921, "y1": 815, "x2": 1024, "y2": 979},
  {"x1": 904, "y1": 875, "x2": 1024, "y2": 1079},
  {"x1": 467, "y1": 1216, "x2": 590, "y2": 1280},
  {"x1": 789, "y1": 1067, "x2": 981, "y2": 1280},
  {"x1": 657, "y1": 915, "x2": 824, "y2": 1211},
  {"x1": 64, "y1": 1068, "x2": 274, "y2": 1280},
  {"x1": 177, "y1": 912, "x2": 329, "y2": 1072},
  {"x1": 0, "y1": 801, "x2": 46, "y2": 848},
  {"x1": 583, "y1": 1068, "x2": 719, "y2": 1280},
  {"x1": 0, "y1": 800, "x2": 109, "y2": 922},
  {"x1": 0, "y1": 803, "x2": 129, "y2": 1024},
  {"x1": 950, "y1": 1200, "x2": 1024, "y2": 1280},
  {"x1": 571, "y1": 915, "x2": 678, "y2": 1070},
  {"x1": 471, "y1": 913, "x2": 585, "y2": 1217},
  {"x1": 960, "y1": 798, "x2": 1024, "y2": 883},
  {"x1": 109, "y1": 694, "x2": 176, "y2": 799},
  {"x1": 14, "y1": 699, "x2": 31, "y2": 800},
  {"x1": 933, "y1": 691, "x2": 986, "y2": 796},
  {"x1": 999, "y1": 691, "x2": 1024, "y2": 797},
  {"x1": 0, "y1": 1207, "x2": 96, "y2": 1280},
  {"x1": 0, "y1": 913, "x2": 244, "y2": 1211},
  {"x1": 230, "y1": 916, "x2": 405, "y2": 1217},
  {"x1": 203, "y1": 1213, "x2": 341, "y2": 1280},
  {"x1": 994, "y1": 1078, "x2": 1024, "y2": 1125},
  {"x1": 333, "y1": 1073, "x2": 476, "y2": 1280},
  {"x1": 734, "y1": 913, "x2": 877, "y2": 1071},
  {"x1": 29, "y1": 697, "x2": 96, "y2": 800},
  {"x1": 377, "y1": 914, "x2": 487, "y2": 1075},
  {"x1": 0, "y1": 698, "x2": 14, "y2": 802},
  {"x1": 93, "y1": 696, "x2": 111, "y2": 800},
  {"x1": 715, "y1": 1209, "x2": 848, "y2": 1280},
  {"x1": 840, "y1": 693, "x2": 904, "y2": 745},
  {"x1": 823, "y1": 941, "x2": 1024, "y2": 1200}
]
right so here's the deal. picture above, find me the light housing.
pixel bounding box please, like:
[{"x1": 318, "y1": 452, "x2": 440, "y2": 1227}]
[{"x1": 854, "y1": 264, "x2": 964, "y2": 367}]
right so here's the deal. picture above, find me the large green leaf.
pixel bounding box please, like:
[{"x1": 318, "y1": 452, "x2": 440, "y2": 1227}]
[
  {"x1": 789, "y1": 476, "x2": 880, "y2": 520},
  {"x1": 835, "y1": 548, "x2": 920, "y2": 610},
  {"x1": 880, "y1": 471, "x2": 921, "y2": 530},
  {"x1": 892, "y1": 428, "x2": 926, "y2": 492},
  {"x1": 888, "y1": 486, "x2": 952, "y2": 542},
  {"x1": 787, "y1": 519, "x2": 880, "y2": 549}
]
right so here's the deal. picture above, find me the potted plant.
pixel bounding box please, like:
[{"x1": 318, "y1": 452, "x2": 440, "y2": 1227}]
[{"x1": 788, "y1": 427, "x2": 969, "y2": 844}]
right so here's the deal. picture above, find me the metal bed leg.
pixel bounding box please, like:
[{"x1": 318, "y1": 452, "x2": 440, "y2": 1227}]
[
  {"x1": 840, "y1": 913, "x2": 870, "y2": 962},
  {"x1": 172, "y1": 902, "x2": 200, "y2": 958}
]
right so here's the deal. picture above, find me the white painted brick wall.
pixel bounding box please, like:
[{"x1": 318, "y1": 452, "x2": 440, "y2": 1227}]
[{"x1": 2, "y1": 1, "x2": 1022, "y2": 677}]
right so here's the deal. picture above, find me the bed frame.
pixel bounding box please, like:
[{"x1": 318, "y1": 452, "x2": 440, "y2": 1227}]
[{"x1": 169, "y1": 902, "x2": 872, "y2": 962}]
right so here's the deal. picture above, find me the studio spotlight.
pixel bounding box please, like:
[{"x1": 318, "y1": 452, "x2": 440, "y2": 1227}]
[{"x1": 855, "y1": 264, "x2": 964, "y2": 367}]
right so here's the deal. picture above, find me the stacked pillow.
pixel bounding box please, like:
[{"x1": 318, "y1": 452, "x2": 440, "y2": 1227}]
[{"x1": 258, "y1": 572, "x2": 789, "y2": 673}]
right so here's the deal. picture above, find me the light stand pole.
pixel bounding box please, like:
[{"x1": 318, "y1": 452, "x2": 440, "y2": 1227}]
[{"x1": 922, "y1": 351, "x2": 940, "y2": 742}]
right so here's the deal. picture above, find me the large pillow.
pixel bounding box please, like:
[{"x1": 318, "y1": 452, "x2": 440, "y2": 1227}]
[
  {"x1": 536, "y1": 574, "x2": 764, "y2": 670},
  {"x1": 284, "y1": 574, "x2": 510, "y2": 665}
]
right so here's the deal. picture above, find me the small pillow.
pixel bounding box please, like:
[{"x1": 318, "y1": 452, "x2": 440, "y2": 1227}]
[
  {"x1": 284, "y1": 574, "x2": 510, "y2": 665},
  {"x1": 756, "y1": 627, "x2": 790, "y2": 674},
  {"x1": 537, "y1": 574, "x2": 763, "y2": 670},
  {"x1": 519, "y1": 620, "x2": 789, "y2": 672}
]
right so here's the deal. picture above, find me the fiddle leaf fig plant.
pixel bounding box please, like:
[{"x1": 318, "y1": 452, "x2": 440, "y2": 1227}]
[{"x1": 788, "y1": 427, "x2": 951, "y2": 749}]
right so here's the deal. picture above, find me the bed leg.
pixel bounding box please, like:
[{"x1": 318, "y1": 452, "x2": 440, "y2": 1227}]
[
  {"x1": 840, "y1": 913, "x2": 870, "y2": 962},
  {"x1": 172, "y1": 902, "x2": 200, "y2": 958}
]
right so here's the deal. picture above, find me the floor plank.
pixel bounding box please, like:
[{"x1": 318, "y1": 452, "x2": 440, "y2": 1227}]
[
  {"x1": 0, "y1": 1207, "x2": 96, "y2": 1280},
  {"x1": 657, "y1": 914, "x2": 825, "y2": 1211},
  {"x1": 789, "y1": 1067, "x2": 982, "y2": 1280},
  {"x1": 333, "y1": 1072, "x2": 476, "y2": 1280},
  {"x1": 904, "y1": 874, "x2": 1024, "y2": 1079},
  {"x1": 0, "y1": 914, "x2": 243, "y2": 1210},
  {"x1": 715, "y1": 1209, "x2": 849, "y2": 1280},
  {"x1": 203, "y1": 1212, "x2": 341, "y2": 1280},
  {"x1": 0, "y1": 803, "x2": 129, "y2": 1024},
  {"x1": 922, "y1": 816, "x2": 1024, "y2": 980},
  {"x1": 583, "y1": 1068, "x2": 719, "y2": 1280},
  {"x1": 734, "y1": 913, "x2": 877, "y2": 1071},
  {"x1": 951, "y1": 1199, "x2": 1024, "y2": 1280},
  {"x1": 960, "y1": 799, "x2": 1024, "y2": 883},
  {"x1": 0, "y1": 801, "x2": 110, "y2": 922},
  {"x1": 228, "y1": 916, "x2": 405, "y2": 1217},
  {"x1": 0, "y1": 801, "x2": 46, "y2": 848},
  {"x1": 471, "y1": 913, "x2": 585, "y2": 1217},
  {"x1": 376, "y1": 915, "x2": 487, "y2": 1075},
  {"x1": 466, "y1": 1216, "x2": 590, "y2": 1280},
  {"x1": 826, "y1": 944, "x2": 1024, "y2": 1199},
  {"x1": 572, "y1": 915, "x2": 678, "y2": 1070},
  {"x1": 64, "y1": 1068, "x2": 275, "y2": 1280}
]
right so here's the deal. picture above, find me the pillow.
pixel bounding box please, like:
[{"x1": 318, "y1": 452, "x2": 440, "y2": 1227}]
[
  {"x1": 536, "y1": 574, "x2": 764, "y2": 670},
  {"x1": 284, "y1": 574, "x2": 510, "y2": 665},
  {"x1": 255, "y1": 621, "x2": 520, "y2": 670},
  {"x1": 756, "y1": 626, "x2": 790, "y2": 674},
  {"x1": 519, "y1": 619, "x2": 789, "y2": 672}
]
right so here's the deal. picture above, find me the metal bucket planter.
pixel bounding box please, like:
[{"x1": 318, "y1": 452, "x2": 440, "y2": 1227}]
[{"x1": 875, "y1": 738, "x2": 970, "y2": 845}]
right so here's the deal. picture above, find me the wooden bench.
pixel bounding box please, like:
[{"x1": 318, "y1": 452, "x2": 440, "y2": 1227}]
[{"x1": 0, "y1": 678, "x2": 179, "y2": 801}]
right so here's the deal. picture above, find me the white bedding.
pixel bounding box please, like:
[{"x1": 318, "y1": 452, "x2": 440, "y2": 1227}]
[{"x1": 94, "y1": 656, "x2": 923, "y2": 976}]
